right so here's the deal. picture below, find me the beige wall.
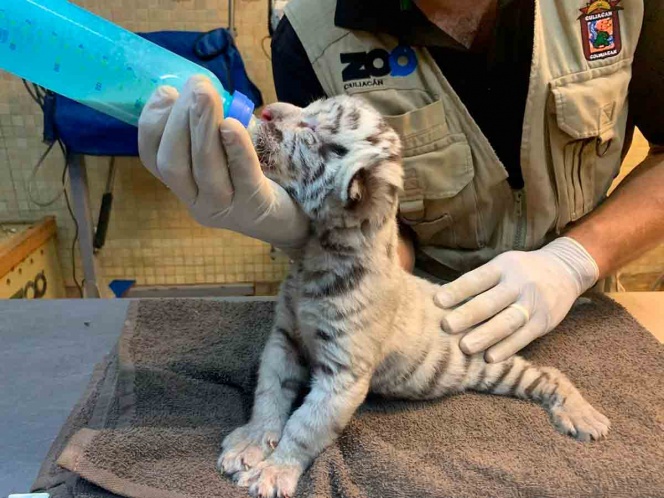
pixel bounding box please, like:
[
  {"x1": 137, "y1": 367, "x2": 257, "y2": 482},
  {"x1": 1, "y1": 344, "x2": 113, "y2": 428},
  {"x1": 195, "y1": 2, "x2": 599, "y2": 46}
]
[
  {"x1": 0, "y1": 0, "x2": 289, "y2": 296},
  {"x1": 0, "y1": 0, "x2": 660, "y2": 294}
]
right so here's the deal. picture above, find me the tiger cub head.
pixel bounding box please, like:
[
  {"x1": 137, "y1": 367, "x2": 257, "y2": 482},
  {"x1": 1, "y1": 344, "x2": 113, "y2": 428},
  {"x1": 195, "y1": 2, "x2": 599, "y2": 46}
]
[{"x1": 253, "y1": 95, "x2": 403, "y2": 229}]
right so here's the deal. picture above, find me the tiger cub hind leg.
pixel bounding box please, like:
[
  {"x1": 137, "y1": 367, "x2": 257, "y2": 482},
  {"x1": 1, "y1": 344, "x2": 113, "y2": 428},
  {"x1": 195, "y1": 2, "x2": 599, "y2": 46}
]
[{"x1": 468, "y1": 355, "x2": 610, "y2": 441}]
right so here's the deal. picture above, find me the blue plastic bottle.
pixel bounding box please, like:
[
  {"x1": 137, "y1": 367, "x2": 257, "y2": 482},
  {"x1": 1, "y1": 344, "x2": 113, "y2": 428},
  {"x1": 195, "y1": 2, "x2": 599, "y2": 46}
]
[{"x1": 0, "y1": 0, "x2": 256, "y2": 128}]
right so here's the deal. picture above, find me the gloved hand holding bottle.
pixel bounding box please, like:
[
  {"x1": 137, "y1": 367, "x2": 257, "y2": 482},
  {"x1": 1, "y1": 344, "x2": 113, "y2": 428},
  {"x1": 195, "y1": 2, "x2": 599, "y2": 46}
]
[{"x1": 138, "y1": 76, "x2": 309, "y2": 258}]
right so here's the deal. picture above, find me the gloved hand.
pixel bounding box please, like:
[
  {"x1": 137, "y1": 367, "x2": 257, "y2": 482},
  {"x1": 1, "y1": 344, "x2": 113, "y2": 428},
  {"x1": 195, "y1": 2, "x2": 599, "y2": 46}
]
[
  {"x1": 433, "y1": 237, "x2": 599, "y2": 362},
  {"x1": 138, "y1": 75, "x2": 309, "y2": 258}
]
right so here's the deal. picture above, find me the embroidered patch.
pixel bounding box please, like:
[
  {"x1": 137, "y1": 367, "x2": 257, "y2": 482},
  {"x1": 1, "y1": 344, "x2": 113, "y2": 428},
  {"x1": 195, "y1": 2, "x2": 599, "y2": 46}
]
[{"x1": 579, "y1": 0, "x2": 623, "y2": 61}]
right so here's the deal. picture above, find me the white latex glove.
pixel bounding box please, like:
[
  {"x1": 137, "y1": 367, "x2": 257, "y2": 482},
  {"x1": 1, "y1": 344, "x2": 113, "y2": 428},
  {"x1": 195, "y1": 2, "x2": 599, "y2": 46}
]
[
  {"x1": 138, "y1": 75, "x2": 309, "y2": 257},
  {"x1": 434, "y1": 237, "x2": 599, "y2": 362}
]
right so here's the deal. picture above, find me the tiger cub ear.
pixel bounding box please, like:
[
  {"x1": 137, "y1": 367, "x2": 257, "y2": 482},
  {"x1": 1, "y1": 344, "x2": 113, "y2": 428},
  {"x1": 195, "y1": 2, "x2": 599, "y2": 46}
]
[
  {"x1": 346, "y1": 169, "x2": 367, "y2": 210},
  {"x1": 341, "y1": 157, "x2": 403, "y2": 225}
]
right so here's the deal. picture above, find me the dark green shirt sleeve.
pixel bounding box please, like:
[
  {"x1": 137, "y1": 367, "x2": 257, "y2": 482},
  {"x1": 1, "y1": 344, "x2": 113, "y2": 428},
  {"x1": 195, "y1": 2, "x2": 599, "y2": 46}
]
[
  {"x1": 270, "y1": 15, "x2": 327, "y2": 107},
  {"x1": 628, "y1": 0, "x2": 664, "y2": 146}
]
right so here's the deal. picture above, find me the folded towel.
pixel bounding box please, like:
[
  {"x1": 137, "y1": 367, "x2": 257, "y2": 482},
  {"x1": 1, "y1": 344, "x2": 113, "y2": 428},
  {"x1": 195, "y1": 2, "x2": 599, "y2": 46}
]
[{"x1": 34, "y1": 295, "x2": 664, "y2": 498}]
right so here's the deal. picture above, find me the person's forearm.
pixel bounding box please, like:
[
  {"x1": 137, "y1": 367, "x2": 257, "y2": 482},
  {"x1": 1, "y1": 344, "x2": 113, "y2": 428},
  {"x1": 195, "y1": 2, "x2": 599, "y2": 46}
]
[{"x1": 566, "y1": 147, "x2": 664, "y2": 278}]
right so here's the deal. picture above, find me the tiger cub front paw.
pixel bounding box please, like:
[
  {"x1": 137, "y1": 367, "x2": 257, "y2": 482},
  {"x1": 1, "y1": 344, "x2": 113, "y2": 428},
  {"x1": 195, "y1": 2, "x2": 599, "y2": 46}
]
[{"x1": 218, "y1": 423, "x2": 281, "y2": 475}]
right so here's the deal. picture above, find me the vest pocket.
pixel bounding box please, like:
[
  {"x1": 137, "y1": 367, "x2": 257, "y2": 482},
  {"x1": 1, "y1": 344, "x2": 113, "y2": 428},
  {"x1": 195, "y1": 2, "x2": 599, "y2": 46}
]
[
  {"x1": 548, "y1": 59, "x2": 631, "y2": 230},
  {"x1": 402, "y1": 135, "x2": 482, "y2": 249},
  {"x1": 385, "y1": 100, "x2": 484, "y2": 249}
]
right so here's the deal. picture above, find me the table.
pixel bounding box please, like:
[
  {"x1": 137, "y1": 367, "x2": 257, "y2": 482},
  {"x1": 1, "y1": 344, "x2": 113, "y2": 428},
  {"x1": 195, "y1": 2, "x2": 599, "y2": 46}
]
[
  {"x1": 0, "y1": 293, "x2": 661, "y2": 494},
  {"x1": 0, "y1": 299, "x2": 129, "y2": 494},
  {"x1": 608, "y1": 292, "x2": 664, "y2": 342}
]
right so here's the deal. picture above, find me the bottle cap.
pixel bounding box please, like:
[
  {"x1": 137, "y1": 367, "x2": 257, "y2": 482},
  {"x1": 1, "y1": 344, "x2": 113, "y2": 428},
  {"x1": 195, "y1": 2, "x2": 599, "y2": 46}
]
[{"x1": 227, "y1": 91, "x2": 255, "y2": 128}]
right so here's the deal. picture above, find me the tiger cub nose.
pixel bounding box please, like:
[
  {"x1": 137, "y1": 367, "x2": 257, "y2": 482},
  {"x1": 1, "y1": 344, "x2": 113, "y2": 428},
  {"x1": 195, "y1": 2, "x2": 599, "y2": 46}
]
[{"x1": 260, "y1": 107, "x2": 274, "y2": 121}]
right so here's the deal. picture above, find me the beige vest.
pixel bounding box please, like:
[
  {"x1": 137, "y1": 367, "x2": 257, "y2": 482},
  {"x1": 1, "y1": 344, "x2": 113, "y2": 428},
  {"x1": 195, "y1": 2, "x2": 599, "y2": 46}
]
[{"x1": 285, "y1": 0, "x2": 643, "y2": 273}]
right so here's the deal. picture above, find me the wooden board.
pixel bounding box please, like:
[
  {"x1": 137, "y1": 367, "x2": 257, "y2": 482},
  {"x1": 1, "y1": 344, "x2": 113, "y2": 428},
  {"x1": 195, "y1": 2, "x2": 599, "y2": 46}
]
[
  {"x1": 0, "y1": 217, "x2": 57, "y2": 278},
  {"x1": 1, "y1": 237, "x2": 66, "y2": 299},
  {"x1": 1, "y1": 216, "x2": 65, "y2": 299}
]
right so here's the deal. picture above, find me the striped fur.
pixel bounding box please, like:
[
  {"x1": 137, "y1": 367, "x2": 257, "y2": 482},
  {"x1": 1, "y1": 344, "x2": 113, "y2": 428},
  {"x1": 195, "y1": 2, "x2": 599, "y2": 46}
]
[{"x1": 219, "y1": 96, "x2": 609, "y2": 498}]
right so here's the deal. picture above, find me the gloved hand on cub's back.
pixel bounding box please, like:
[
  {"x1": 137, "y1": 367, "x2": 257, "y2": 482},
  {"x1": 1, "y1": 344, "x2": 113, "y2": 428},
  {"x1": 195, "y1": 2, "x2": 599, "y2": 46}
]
[
  {"x1": 138, "y1": 75, "x2": 599, "y2": 364},
  {"x1": 137, "y1": 75, "x2": 309, "y2": 259},
  {"x1": 434, "y1": 237, "x2": 599, "y2": 363}
]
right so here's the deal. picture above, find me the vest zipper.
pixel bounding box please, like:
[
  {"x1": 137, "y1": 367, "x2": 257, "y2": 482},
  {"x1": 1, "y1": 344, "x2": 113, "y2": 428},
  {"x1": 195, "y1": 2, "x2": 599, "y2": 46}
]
[{"x1": 513, "y1": 189, "x2": 527, "y2": 250}]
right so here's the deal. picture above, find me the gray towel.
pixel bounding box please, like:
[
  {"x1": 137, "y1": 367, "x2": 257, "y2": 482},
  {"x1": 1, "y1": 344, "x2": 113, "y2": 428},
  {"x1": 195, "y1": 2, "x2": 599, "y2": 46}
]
[{"x1": 33, "y1": 295, "x2": 664, "y2": 498}]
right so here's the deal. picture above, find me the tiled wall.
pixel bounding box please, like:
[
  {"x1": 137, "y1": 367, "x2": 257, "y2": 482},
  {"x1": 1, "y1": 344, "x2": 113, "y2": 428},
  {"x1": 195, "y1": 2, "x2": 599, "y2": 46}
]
[
  {"x1": 0, "y1": 0, "x2": 290, "y2": 296},
  {"x1": 0, "y1": 0, "x2": 661, "y2": 295}
]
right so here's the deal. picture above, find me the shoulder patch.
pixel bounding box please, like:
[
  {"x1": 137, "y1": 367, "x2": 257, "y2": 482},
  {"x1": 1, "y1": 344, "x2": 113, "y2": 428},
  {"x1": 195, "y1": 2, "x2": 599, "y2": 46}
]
[{"x1": 578, "y1": 0, "x2": 623, "y2": 61}]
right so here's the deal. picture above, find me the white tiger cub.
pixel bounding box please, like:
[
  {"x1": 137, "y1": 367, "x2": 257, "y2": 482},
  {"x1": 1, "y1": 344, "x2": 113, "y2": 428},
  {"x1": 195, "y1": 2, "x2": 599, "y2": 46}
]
[{"x1": 218, "y1": 95, "x2": 609, "y2": 498}]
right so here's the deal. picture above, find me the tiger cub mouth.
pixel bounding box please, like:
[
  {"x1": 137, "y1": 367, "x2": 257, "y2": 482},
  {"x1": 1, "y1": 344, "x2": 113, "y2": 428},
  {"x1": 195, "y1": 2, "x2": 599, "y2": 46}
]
[{"x1": 252, "y1": 121, "x2": 280, "y2": 172}]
